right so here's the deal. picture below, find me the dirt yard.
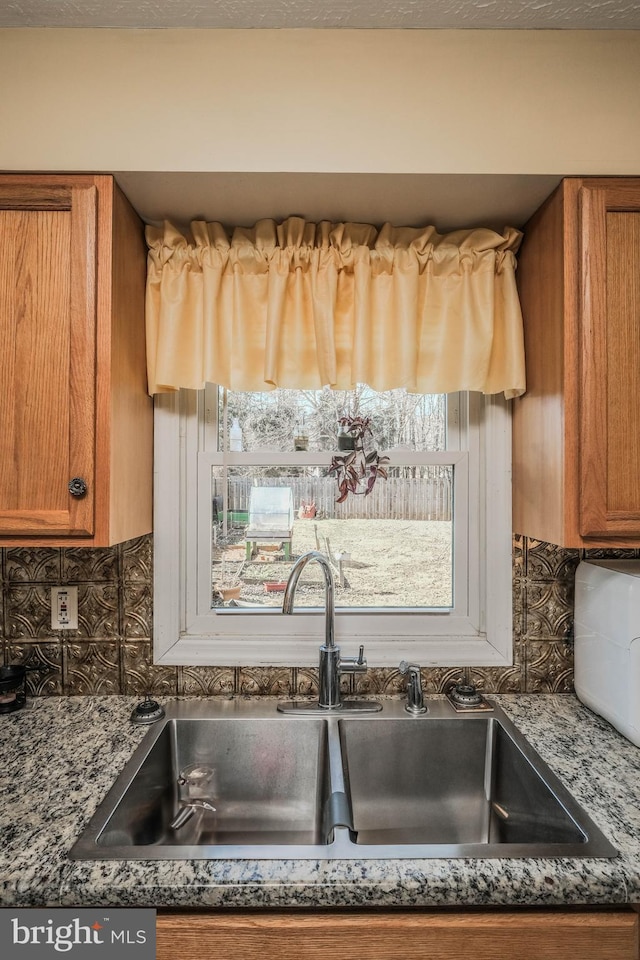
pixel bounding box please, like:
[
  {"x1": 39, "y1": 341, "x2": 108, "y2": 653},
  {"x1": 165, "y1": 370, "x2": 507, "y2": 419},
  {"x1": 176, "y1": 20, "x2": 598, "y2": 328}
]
[{"x1": 214, "y1": 518, "x2": 452, "y2": 609}]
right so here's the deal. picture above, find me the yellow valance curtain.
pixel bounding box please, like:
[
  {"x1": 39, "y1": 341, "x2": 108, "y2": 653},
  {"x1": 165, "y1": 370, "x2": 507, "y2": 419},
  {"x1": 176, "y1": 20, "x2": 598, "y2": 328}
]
[{"x1": 145, "y1": 217, "x2": 526, "y2": 398}]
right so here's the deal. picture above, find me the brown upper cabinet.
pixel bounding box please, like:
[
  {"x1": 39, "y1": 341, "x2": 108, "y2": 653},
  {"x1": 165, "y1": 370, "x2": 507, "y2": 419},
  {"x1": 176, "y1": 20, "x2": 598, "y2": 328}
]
[
  {"x1": 513, "y1": 178, "x2": 640, "y2": 547},
  {"x1": 0, "y1": 175, "x2": 152, "y2": 546}
]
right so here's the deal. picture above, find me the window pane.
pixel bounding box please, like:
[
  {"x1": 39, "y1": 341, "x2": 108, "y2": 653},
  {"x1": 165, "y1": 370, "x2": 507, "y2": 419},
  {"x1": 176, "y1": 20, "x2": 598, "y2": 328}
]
[
  {"x1": 219, "y1": 386, "x2": 447, "y2": 453},
  {"x1": 211, "y1": 466, "x2": 453, "y2": 610}
]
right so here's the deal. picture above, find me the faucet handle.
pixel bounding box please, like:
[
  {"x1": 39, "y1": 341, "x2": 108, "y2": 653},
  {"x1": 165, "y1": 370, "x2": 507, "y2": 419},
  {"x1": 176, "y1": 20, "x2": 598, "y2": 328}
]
[{"x1": 339, "y1": 644, "x2": 368, "y2": 675}]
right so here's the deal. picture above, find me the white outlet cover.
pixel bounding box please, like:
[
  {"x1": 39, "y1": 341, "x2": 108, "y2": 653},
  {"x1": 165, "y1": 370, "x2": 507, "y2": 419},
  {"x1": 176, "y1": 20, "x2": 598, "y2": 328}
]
[{"x1": 51, "y1": 586, "x2": 78, "y2": 631}]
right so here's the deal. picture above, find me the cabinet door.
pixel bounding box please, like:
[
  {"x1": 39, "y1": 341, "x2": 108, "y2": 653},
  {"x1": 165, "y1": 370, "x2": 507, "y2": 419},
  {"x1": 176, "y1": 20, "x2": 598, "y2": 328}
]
[
  {"x1": 156, "y1": 910, "x2": 639, "y2": 960},
  {"x1": 0, "y1": 183, "x2": 96, "y2": 537},
  {"x1": 580, "y1": 182, "x2": 640, "y2": 538}
]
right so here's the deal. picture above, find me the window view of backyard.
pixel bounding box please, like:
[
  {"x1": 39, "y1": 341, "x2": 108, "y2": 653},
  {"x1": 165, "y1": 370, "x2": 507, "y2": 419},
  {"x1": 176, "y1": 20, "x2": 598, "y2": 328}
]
[{"x1": 211, "y1": 387, "x2": 454, "y2": 611}]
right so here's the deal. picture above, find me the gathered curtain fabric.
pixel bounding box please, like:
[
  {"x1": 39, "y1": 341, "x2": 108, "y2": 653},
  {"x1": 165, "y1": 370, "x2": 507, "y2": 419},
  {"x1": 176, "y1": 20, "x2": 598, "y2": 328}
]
[{"x1": 145, "y1": 217, "x2": 526, "y2": 398}]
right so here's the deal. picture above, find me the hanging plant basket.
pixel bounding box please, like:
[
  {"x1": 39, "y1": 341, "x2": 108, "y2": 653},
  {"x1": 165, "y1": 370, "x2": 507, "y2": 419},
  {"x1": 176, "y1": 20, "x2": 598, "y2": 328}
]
[{"x1": 328, "y1": 415, "x2": 390, "y2": 503}]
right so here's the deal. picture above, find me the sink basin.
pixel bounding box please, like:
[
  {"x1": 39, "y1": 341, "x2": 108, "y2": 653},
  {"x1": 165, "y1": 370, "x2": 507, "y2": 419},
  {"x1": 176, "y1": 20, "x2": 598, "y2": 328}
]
[
  {"x1": 70, "y1": 699, "x2": 616, "y2": 860},
  {"x1": 71, "y1": 705, "x2": 332, "y2": 858},
  {"x1": 340, "y1": 718, "x2": 588, "y2": 849}
]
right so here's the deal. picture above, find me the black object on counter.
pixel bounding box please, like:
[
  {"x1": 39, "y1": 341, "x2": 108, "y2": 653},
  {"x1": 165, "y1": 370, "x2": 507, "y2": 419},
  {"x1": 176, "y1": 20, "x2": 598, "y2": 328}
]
[{"x1": 0, "y1": 663, "x2": 51, "y2": 714}]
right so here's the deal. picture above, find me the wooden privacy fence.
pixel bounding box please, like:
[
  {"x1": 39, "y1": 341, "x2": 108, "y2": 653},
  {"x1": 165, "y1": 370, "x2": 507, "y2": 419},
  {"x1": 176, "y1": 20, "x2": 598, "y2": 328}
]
[{"x1": 215, "y1": 475, "x2": 452, "y2": 522}]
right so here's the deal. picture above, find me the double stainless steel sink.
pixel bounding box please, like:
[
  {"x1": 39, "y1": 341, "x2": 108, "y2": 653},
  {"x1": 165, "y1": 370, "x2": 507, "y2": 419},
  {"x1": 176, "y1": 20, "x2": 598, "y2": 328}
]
[{"x1": 70, "y1": 698, "x2": 617, "y2": 860}]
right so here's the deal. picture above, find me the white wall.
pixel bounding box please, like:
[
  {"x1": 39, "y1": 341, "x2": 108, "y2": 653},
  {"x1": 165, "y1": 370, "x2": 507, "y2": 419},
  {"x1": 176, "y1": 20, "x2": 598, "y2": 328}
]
[{"x1": 1, "y1": 28, "x2": 639, "y2": 175}]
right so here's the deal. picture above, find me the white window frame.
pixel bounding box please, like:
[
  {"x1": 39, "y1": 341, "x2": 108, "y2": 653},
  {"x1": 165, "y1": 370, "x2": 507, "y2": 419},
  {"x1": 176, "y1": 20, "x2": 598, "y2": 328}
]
[{"x1": 153, "y1": 388, "x2": 513, "y2": 668}]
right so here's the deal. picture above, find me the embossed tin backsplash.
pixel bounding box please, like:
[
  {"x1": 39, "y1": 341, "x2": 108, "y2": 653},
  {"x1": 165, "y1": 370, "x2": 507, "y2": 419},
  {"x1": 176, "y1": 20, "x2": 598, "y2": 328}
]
[{"x1": 1, "y1": 534, "x2": 638, "y2": 697}]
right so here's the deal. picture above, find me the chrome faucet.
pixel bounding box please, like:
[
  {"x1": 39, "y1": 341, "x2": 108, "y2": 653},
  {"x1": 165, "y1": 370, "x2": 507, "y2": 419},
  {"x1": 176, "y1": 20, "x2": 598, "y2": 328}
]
[
  {"x1": 399, "y1": 660, "x2": 427, "y2": 714},
  {"x1": 279, "y1": 551, "x2": 381, "y2": 713}
]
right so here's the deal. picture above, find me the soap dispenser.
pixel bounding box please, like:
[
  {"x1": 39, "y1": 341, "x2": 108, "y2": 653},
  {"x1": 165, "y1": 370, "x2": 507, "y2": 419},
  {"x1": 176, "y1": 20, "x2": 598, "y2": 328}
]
[{"x1": 229, "y1": 417, "x2": 243, "y2": 452}]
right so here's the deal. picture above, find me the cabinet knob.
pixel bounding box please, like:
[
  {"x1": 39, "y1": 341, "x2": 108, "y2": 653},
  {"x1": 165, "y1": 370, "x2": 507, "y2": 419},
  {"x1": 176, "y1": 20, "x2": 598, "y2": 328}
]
[{"x1": 68, "y1": 477, "x2": 88, "y2": 498}]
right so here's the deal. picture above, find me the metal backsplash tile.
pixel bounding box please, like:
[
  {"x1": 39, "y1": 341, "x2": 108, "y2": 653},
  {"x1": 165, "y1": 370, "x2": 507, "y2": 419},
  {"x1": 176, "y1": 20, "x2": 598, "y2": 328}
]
[
  {"x1": 296, "y1": 667, "x2": 350, "y2": 697},
  {"x1": 0, "y1": 531, "x2": 637, "y2": 697},
  {"x1": 512, "y1": 533, "x2": 526, "y2": 579},
  {"x1": 583, "y1": 547, "x2": 639, "y2": 560},
  {"x1": 525, "y1": 539, "x2": 580, "y2": 582},
  {"x1": 120, "y1": 639, "x2": 178, "y2": 697},
  {"x1": 524, "y1": 580, "x2": 574, "y2": 640},
  {"x1": 6, "y1": 641, "x2": 63, "y2": 695},
  {"x1": 469, "y1": 650, "x2": 525, "y2": 694},
  {"x1": 293, "y1": 667, "x2": 319, "y2": 697},
  {"x1": 121, "y1": 536, "x2": 153, "y2": 582},
  {"x1": 62, "y1": 547, "x2": 119, "y2": 582},
  {"x1": 237, "y1": 667, "x2": 294, "y2": 696},
  {"x1": 5, "y1": 548, "x2": 62, "y2": 584},
  {"x1": 5, "y1": 584, "x2": 55, "y2": 640},
  {"x1": 122, "y1": 581, "x2": 152, "y2": 638},
  {"x1": 354, "y1": 667, "x2": 406, "y2": 696},
  {"x1": 525, "y1": 639, "x2": 574, "y2": 694},
  {"x1": 70, "y1": 583, "x2": 120, "y2": 638},
  {"x1": 512, "y1": 579, "x2": 525, "y2": 639},
  {"x1": 64, "y1": 640, "x2": 120, "y2": 696},
  {"x1": 179, "y1": 666, "x2": 236, "y2": 696}
]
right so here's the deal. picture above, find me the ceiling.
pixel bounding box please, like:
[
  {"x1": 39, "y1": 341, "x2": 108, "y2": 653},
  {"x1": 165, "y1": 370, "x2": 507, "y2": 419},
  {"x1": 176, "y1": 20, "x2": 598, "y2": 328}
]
[{"x1": 2, "y1": 0, "x2": 639, "y2": 29}]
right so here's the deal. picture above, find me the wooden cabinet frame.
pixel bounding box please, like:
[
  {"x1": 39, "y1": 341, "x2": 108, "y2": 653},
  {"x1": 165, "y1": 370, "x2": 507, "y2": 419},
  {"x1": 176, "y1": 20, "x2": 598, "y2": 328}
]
[
  {"x1": 513, "y1": 177, "x2": 640, "y2": 547},
  {"x1": 0, "y1": 175, "x2": 152, "y2": 546},
  {"x1": 579, "y1": 182, "x2": 640, "y2": 538},
  {"x1": 0, "y1": 181, "x2": 97, "y2": 538}
]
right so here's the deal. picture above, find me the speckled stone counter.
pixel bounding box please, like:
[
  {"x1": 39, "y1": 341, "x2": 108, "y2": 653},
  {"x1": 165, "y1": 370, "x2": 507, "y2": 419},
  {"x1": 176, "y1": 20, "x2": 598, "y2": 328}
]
[{"x1": 1, "y1": 694, "x2": 639, "y2": 908}]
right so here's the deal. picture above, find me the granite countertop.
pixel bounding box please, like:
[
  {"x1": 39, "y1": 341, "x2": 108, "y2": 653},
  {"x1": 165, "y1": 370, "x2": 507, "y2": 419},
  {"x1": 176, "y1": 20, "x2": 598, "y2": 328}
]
[{"x1": 1, "y1": 694, "x2": 640, "y2": 909}]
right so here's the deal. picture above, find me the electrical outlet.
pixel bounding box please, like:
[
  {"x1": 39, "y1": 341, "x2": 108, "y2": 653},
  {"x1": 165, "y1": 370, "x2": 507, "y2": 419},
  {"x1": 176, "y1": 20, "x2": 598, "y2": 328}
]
[{"x1": 51, "y1": 586, "x2": 78, "y2": 630}]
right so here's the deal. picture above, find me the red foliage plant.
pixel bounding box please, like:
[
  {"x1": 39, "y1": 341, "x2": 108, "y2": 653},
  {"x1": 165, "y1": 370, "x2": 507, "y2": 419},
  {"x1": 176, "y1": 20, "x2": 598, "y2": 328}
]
[{"x1": 328, "y1": 415, "x2": 390, "y2": 504}]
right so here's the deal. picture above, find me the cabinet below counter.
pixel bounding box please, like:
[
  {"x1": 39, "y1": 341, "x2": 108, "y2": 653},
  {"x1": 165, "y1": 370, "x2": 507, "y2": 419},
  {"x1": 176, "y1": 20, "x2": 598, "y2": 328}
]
[{"x1": 156, "y1": 909, "x2": 639, "y2": 960}]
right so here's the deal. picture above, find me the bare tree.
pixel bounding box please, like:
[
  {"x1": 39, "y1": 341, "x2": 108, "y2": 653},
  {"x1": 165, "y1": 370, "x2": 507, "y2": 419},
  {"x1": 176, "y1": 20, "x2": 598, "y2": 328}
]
[{"x1": 224, "y1": 385, "x2": 446, "y2": 456}]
